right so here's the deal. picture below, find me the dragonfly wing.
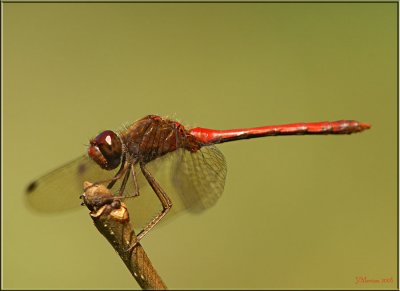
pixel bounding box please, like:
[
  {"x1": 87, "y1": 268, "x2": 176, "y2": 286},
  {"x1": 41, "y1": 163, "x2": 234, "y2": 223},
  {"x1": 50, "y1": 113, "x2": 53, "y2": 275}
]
[
  {"x1": 25, "y1": 152, "x2": 169, "y2": 231},
  {"x1": 171, "y1": 145, "x2": 227, "y2": 213},
  {"x1": 25, "y1": 155, "x2": 147, "y2": 213},
  {"x1": 26, "y1": 155, "x2": 98, "y2": 212},
  {"x1": 25, "y1": 145, "x2": 226, "y2": 231}
]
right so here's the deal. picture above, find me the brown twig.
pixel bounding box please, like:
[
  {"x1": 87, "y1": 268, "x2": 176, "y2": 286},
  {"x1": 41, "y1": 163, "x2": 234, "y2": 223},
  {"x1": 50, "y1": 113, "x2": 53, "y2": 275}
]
[{"x1": 82, "y1": 182, "x2": 167, "y2": 290}]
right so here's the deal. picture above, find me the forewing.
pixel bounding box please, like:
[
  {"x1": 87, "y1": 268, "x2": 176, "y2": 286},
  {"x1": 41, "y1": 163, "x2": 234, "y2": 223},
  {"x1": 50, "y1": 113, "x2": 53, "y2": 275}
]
[{"x1": 25, "y1": 155, "x2": 122, "y2": 212}]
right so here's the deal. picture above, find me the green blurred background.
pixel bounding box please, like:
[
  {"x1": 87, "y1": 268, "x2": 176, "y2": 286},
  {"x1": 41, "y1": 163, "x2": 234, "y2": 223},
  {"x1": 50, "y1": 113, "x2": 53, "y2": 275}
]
[{"x1": 3, "y1": 2, "x2": 397, "y2": 290}]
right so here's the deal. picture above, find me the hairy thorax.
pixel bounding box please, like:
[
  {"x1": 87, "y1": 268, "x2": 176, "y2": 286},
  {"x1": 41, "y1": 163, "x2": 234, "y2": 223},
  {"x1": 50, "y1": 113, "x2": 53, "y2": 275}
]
[{"x1": 120, "y1": 115, "x2": 201, "y2": 163}]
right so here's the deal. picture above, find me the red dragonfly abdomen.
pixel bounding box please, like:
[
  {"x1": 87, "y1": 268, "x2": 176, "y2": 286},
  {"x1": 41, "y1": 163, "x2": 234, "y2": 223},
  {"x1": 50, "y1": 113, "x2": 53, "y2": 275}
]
[{"x1": 189, "y1": 120, "x2": 371, "y2": 145}]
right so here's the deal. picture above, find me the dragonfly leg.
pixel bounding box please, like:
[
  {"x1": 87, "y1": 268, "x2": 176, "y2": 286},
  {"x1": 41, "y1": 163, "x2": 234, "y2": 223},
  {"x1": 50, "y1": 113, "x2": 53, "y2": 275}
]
[
  {"x1": 129, "y1": 164, "x2": 140, "y2": 198},
  {"x1": 116, "y1": 164, "x2": 140, "y2": 199},
  {"x1": 128, "y1": 162, "x2": 172, "y2": 248},
  {"x1": 106, "y1": 155, "x2": 127, "y2": 189},
  {"x1": 114, "y1": 164, "x2": 131, "y2": 196}
]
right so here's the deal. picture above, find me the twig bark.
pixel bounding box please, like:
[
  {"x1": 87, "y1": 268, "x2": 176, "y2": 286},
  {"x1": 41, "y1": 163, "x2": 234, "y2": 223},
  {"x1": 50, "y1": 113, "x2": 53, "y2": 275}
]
[{"x1": 82, "y1": 182, "x2": 167, "y2": 290}]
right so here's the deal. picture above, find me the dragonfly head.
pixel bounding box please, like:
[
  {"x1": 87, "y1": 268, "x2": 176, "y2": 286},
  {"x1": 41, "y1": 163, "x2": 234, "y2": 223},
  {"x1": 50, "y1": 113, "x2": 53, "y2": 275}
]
[{"x1": 88, "y1": 130, "x2": 122, "y2": 170}]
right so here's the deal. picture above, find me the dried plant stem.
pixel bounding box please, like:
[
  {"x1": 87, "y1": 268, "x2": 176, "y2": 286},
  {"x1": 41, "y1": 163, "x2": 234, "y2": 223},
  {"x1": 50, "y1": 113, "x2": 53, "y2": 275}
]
[{"x1": 82, "y1": 182, "x2": 167, "y2": 290}]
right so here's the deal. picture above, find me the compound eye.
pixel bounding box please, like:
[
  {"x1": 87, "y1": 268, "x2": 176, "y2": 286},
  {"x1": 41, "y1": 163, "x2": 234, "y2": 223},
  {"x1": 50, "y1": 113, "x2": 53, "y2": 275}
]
[{"x1": 88, "y1": 130, "x2": 122, "y2": 170}]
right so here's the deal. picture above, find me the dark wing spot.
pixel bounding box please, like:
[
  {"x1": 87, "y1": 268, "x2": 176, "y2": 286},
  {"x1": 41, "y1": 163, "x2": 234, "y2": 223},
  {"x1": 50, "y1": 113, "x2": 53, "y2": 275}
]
[
  {"x1": 78, "y1": 163, "x2": 87, "y2": 175},
  {"x1": 26, "y1": 181, "x2": 38, "y2": 194}
]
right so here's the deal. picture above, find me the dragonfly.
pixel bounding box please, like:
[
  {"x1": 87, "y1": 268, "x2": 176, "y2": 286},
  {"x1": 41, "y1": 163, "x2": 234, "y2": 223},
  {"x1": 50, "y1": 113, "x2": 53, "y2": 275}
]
[{"x1": 26, "y1": 115, "x2": 371, "y2": 242}]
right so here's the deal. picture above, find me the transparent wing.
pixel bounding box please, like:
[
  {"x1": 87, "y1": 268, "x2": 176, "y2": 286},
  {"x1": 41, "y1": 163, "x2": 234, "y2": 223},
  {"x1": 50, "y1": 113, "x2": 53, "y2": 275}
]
[
  {"x1": 25, "y1": 155, "x2": 122, "y2": 212},
  {"x1": 25, "y1": 152, "x2": 181, "y2": 230},
  {"x1": 25, "y1": 145, "x2": 227, "y2": 231},
  {"x1": 171, "y1": 145, "x2": 227, "y2": 213}
]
